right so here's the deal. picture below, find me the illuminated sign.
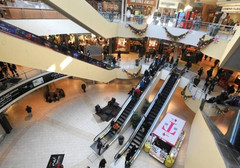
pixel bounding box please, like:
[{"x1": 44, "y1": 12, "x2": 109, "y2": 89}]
[{"x1": 153, "y1": 113, "x2": 186, "y2": 146}]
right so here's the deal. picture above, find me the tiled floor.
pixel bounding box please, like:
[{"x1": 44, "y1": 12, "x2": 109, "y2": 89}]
[
  {"x1": 0, "y1": 52, "x2": 228, "y2": 168},
  {"x1": 0, "y1": 73, "x2": 195, "y2": 168}
]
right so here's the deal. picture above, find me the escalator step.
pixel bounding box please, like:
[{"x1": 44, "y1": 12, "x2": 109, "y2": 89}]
[
  {"x1": 117, "y1": 120, "x2": 123, "y2": 125},
  {"x1": 121, "y1": 113, "x2": 128, "y2": 118},
  {"x1": 135, "y1": 135, "x2": 143, "y2": 142},
  {"x1": 118, "y1": 117, "x2": 125, "y2": 123},
  {"x1": 132, "y1": 139, "x2": 141, "y2": 146}
]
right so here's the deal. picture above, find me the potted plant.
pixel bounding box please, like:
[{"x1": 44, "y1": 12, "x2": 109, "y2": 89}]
[{"x1": 131, "y1": 113, "x2": 141, "y2": 129}]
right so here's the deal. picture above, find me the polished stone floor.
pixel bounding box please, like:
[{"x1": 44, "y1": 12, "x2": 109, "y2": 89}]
[
  {"x1": 0, "y1": 75, "x2": 195, "y2": 168},
  {"x1": 0, "y1": 51, "x2": 229, "y2": 168}
]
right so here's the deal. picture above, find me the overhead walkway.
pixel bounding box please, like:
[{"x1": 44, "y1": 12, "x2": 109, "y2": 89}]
[
  {"x1": 91, "y1": 61, "x2": 166, "y2": 155},
  {"x1": 42, "y1": 0, "x2": 207, "y2": 47},
  {"x1": 0, "y1": 21, "x2": 119, "y2": 83},
  {"x1": 114, "y1": 71, "x2": 181, "y2": 166}
]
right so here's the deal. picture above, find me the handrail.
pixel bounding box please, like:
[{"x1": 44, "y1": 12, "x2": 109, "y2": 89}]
[
  {"x1": 106, "y1": 65, "x2": 164, "y2": 147},
  {"x1": 114, "y1": 72, "x2": 172, "y2": 159},
  {"x1": 0, "y1": 20, "x2": 113, "y2": 70},
  {"x1": 130, "y1": 76, "x2": 181, "y2": 164},
  {"x1": 93, "y1": 68, "x2": 145, "y2": 142},
  {"x1": 0, "y1": 68, "x2": 45, "y2": 94},
  {"x1": 93, "y1": 96, "x2": 132, "y2": 142}
]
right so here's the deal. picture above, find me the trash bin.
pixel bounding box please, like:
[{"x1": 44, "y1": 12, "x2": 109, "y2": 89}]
[
  {"x1": 135, "y1": 59, "x2": 140, "y2": 66},
  {"x1": 118, "y1": 135, "x2": 124, "y2": 145}
]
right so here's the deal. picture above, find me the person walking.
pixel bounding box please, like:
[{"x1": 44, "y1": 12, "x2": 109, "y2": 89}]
[
  {"x1": 99, "y1": 158, "x2": 106, "y2": 168},
  {"x1": 8, "y1": 63, "x2": 19, "y2": 77},
  {"x1": 25, "y1": 105, "x2": 32, "y2": 117},
  {"x1": 198, "y1": 67, "x2": 203, "y2": 79},
  {"x1": 117, "y1": 50, "x2": 121, "y2": 61},
  {"x1": 97, "y1": 138, "x2": 103, "y2": 155},
  {"x1": 207, "y1": 67, "x2": 214, "y2": 78},
  {"x1": 81, "y1": 84, "x2": 86, "y2": 93}
]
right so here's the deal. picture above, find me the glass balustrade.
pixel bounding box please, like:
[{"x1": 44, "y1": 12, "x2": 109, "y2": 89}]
[
  {"x1": 0, "y1": 20, "x2": 113, "y2": 70},
  {"x1": 0, "y1": 68, "x2": 45, "y2": 93}
]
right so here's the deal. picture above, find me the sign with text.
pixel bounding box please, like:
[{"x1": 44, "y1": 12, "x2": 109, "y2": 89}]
[
  {"x1": 153, "y1": 113, "x2": 186, "y2": 146},
  {"x1": 47, "y1": 154, "x2": 64, "y2": 168},
  {"x1": 0, "y1": 72, "x2": 66, "y2": 111},
  {"x1": 127, "y1": 0, "x2": 156, "y2": 6}
]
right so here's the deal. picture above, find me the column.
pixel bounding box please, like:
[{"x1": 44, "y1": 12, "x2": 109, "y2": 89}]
[{"x1": 0, "y1": 113, "x2": 12, "y2": 134}]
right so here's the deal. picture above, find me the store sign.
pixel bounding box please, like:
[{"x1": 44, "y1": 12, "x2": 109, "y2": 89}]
[
  {"x1": 102, "y1": 1, "x2": 121, "y2": 12},
  {"x1": 222, "y1": 6, "x2": 240, "y2": 13},
  {"x1": 159, "y1": 1, "x2": 178, "y2": 9},
  {"x1": 0, "y1": 72, "x2": 66, "y2": 111},
  {"x1": 127, "y1": 0, "x2": 156, "y2": 6},
  {"x1": 153, "y1": 113, "x2": 186, "y2": 146}
]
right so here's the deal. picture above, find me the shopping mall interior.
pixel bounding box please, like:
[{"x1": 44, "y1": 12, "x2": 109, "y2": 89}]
[{"x1": 0, "y1": 0, "x2": 240, "y2": 168}]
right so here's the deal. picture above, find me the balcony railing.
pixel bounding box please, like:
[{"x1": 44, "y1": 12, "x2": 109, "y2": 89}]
[
  {"x1": 0, "y1": 68, "x2": 45, "y2": 94},
  {"x1": 0, "y1": 6, "x2": 66, "y2": 19},
  {"x1": 200, "y1": 100, "x2": 240, "y2": 167},
  {"x1": 0, "y1": 20, "x2": 113, "y2": 70}
]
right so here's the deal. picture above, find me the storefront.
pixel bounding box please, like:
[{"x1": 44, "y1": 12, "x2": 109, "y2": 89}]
[
  {"x1": 126, "y1": 0, "x2": 157, "y2": 23},
  {"x1": 158, "y1": 0, "x2": 178, "y2": 18},
  {"x1": 96, "y1": 0, "x2": 122, "y2": 21},
  {"x1": 113, "y1": 37, "x2": 130, "y2": 53},
  {"x1": 149, "y1": 113, "x2": 186, "y2": 167}
]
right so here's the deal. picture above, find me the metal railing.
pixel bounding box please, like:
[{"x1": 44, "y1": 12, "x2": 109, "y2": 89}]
[
  {"x1": 85, "y1": 1, "x2": 235, "y2": 41},
  {"x1": 0, "y1": 20, "x2": 113, "y2": 70},
  {"x1": 0, "y1": 68, "x2": 44, "y2": 94},
  {"x1": 0, "y1": 6, "x2": 66, "y2": 19},
  {"x1": 200, "y1": 100, "x2": 240, "y2": 167}
]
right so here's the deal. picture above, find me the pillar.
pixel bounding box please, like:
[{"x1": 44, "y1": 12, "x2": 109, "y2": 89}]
[{"x1": 0, "y1": 113, "x2": 12, "y2": 134}]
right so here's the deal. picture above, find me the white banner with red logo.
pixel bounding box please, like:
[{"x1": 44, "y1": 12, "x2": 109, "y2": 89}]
[{"x1": 153, "y1": 113, "x2": 186, "y2": 146}]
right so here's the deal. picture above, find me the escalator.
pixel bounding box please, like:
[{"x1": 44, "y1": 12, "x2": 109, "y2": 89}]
[
  {"x1": 92, "y1": 62, "x2": 165, "y2": 154},
  {"x1": 0, "y1": 20, "x2": 118, "y2": 83},
  {"x1": 114, "y1": 72, "x2": 181, "y2": 166}
]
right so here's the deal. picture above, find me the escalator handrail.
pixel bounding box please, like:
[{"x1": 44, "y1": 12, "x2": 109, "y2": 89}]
[
  {"x1": 117, "y1": 66, "x2": 164, "y2": 134},
  {"x1": 93, "y1": 64, "x2": 164, "y2": 142},
  {"x1": 93, "y1": 70, "x2": 147, "y2": 142},
  {"x1": 107, "y1": 66, "x2": 164, "y2": 147},
  {"x1": 0, "y1": 20, "x2": 112, "y2": 70},
  {"x1": 114, "y1": 73, "x2": 172, "y2": 159},
  {"x1": 130, "y1": 75, "x2": 181, "y2": 164},
  {"x1": 93, "y1": 96, "x2": 133, "y2": 142}
]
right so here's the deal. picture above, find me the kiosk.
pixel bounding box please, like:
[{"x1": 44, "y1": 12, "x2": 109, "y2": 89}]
[{"x1": 149, "y1": 113, "x2": 186, "y2": 167}]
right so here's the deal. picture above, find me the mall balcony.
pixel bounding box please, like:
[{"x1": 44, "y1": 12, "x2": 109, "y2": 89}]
[{"x1": 0, "y1": 0, "x2": 240, "y2": 168}]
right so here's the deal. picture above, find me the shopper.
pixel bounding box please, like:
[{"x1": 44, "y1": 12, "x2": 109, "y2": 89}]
[
  {"x1": 25, "y1": 105, "x2": 32, "y2": 117},
  {"x1": 8, "y1": 63, "x2": 19, "y2": 77},
  {"x1": 97, "y1": 138, "x2": 103, "y2": 155},
  {"x1": 117, "y1": 50, "x2": 121, "y2": 61},
  {"x1": 207, "y1": 67, "x2": 214, "y2": 78},
  {"x1": 185, "y1": 60, "x2": 192, "y2": 71},
  {"x1": 129, "y1": 145, "x2": 137, "y2": 158},
  {"x1": 198, "y1": 67, "x2": 203, "y2": 79},
  {"x1": 113, "y1": 122, "x2": 119, "y2": 132},
  {"x1": 125, "y1": 152, "x2": 131, "y2": 168},
  {"x1": 214, "y1": 59, "x2": 220, "y2": 68},
  {"x1": 202, "y1": 81, "x2": 210, "y2": 92},
  {"x1": 99, "y1": 158, "x2": 106, "y2": 168},
  {"x1": 81, "y1": 84, "x2": 86, "y2": 93}
]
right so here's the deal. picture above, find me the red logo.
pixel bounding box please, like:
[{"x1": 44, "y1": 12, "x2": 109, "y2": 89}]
[{"x1": 162, "y1": 119, "x2": 177, "y2": 135}]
